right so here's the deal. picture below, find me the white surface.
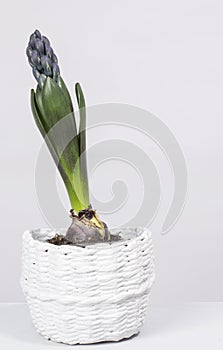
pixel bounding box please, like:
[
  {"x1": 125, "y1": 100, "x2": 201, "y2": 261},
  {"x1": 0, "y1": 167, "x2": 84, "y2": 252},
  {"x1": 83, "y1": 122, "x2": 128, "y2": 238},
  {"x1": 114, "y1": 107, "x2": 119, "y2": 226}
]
[
  {"x1": 0, "y1": 303, "x2": 223, "y2": 349},
  {"x1": 0, "y1": 0, "x2": 223, "y2": 303}
]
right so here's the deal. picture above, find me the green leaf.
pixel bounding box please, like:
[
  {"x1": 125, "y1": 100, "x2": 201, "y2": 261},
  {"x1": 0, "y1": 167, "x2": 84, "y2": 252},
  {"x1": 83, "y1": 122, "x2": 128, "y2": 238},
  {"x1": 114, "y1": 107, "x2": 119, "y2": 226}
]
[
  {"x1": 32, "y1": 89, "x2": 83, "y2": 210},
  {"x1": 31, "y1": 89, "x2": 46, "y2": 138},
  {"x1": 75, "y1": 82, "x2": 89, "y2": 206},
  {"x1": 31, "y1": 77, "x2": 90, "y2": 212}
]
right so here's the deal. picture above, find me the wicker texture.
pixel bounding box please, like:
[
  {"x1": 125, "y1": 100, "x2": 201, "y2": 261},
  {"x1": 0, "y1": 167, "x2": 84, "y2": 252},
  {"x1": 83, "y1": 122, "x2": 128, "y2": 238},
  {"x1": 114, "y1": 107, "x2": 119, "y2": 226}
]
[{"x1": 21, "y1": 227, "x2": 154, "y2": 344}]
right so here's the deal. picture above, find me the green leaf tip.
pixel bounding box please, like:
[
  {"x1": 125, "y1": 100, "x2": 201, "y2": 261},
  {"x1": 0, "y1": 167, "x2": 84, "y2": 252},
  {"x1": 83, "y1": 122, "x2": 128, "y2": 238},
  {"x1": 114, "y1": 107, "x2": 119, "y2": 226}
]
[{"x1": 75, "y1": 83, "x2": 89, "y2": 206}]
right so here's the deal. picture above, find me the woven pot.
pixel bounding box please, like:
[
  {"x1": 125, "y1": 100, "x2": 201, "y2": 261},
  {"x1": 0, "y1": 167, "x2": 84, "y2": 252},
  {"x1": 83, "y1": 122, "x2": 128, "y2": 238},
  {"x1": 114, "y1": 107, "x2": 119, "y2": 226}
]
[{"x1": 21, "y1": 227, "x2": 154, "y2": 345}]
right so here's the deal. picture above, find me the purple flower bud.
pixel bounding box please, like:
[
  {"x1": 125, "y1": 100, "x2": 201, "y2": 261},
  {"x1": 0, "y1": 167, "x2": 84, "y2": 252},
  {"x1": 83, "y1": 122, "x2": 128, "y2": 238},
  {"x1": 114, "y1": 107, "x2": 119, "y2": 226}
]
[
  {"x1": 52, "y1": 53, "x2": 58, "y2": 64},
  {"x1": 42, "y1": 36, "x2": 50, "y2": 47},
  {"x1": 34, "y1": 29, "x2": 41, "y2": 39},
  {"x1": 29, "y1": 33, "x2": 36, "y2": 49},
  {"x1": 26, "y1": 46, "x2": 33, "y2": 60},
  {"x1": 39, "y1": 74, "x2": 46, "y2": 88},
  {"x1": 34, "y1": 38, "x2": 44, "y2": 55},
  {"x1": 32, "y1": 67, "x2": 41, "y2": 81},
  {"x1": 41, "y1": 56, "x2": 52, "y2": 76},
  {"x1": 30, "y1": 50, "x2": 41, "y2": 70},
  {"x1": 45, "y1": 44, "x2": 53, "y2": 60},
  {"x1": 52, "y1": 62, "x2": 60, "y2": 81}
]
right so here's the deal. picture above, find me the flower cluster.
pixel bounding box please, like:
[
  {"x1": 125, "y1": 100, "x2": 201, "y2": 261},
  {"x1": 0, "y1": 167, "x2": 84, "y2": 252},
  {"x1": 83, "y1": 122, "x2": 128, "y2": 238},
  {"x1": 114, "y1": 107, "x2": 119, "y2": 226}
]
[{"x1": 26, "y1": 29, "x2": 60, "y2": 88}]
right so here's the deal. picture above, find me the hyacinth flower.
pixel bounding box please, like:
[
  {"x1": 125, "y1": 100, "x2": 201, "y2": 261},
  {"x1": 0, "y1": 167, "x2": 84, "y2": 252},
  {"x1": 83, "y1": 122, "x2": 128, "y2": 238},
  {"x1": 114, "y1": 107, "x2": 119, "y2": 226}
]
[{"x1": 26, "y1": 29, "x2": 111, "y2": 244}]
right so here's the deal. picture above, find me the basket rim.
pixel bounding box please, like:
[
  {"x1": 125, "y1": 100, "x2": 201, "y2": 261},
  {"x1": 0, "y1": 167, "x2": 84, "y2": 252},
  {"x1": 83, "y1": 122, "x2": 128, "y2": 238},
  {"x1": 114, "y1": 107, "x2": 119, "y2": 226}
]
[{"x1": 22, "y1": 226, "x2": 152, "y2": 252}]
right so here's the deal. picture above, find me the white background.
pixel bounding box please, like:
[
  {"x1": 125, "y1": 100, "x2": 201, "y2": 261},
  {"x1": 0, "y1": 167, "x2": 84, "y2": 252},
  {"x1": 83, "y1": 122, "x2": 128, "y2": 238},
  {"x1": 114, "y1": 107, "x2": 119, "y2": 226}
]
[{"x1": 0, "y1": 0, "x2": 222, "y2": 303}]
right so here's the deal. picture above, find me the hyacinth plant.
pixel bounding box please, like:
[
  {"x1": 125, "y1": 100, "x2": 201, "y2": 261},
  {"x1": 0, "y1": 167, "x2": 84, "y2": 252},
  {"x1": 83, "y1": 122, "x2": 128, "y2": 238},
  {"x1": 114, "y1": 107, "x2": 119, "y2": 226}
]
[{"x1": 26, "y1": 30, "x2": 112, "y2": 244}]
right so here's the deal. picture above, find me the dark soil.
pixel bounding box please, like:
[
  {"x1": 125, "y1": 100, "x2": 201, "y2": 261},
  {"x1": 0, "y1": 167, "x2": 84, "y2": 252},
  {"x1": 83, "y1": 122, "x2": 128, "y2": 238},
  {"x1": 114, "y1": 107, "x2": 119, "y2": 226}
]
[{"x1": 47, "y1": 233, "x2": 122, "y2": 247}]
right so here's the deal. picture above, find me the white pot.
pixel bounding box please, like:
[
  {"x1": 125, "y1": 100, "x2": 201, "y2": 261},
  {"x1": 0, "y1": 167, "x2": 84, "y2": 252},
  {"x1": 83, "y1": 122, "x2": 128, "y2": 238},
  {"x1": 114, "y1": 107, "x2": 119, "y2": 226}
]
[{"x1": 21, "y1": 227, "x2": 155, "y2": 345}]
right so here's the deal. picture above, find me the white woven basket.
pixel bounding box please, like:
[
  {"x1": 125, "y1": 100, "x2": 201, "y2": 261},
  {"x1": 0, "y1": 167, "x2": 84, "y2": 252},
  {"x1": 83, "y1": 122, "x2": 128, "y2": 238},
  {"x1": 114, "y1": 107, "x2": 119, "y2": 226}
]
[{"x1": 21, "y1": 227, "x2": 154, "y2": 345}]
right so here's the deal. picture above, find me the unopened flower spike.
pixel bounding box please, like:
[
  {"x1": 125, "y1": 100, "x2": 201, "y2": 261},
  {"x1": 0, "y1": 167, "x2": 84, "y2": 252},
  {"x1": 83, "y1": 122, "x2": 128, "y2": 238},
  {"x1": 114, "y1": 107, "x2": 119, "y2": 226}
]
[{"x1": 26, "y1": 29, "x2": 60, "y2": 88}]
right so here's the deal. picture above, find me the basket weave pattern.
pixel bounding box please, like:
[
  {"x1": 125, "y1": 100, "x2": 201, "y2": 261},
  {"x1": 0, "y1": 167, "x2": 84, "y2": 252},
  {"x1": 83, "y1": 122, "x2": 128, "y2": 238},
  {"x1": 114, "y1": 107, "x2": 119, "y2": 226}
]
[{"x1": 21, "y1": 227, "x2": 154, "y2": 344}]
